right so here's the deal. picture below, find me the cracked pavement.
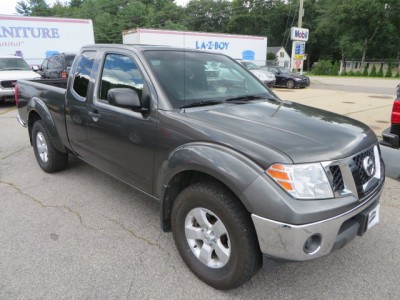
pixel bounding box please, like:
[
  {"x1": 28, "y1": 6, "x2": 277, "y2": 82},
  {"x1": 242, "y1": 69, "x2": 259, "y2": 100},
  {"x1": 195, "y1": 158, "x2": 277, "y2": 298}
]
[{"x1": 1, "y1": 97, "x2": 400, "y2": 299}]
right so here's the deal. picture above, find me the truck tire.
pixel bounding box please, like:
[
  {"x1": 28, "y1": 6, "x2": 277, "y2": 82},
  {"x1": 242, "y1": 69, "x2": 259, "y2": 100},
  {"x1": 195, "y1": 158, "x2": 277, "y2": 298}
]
[
  {"x1": 32, "y1": 120, "x2": 68, "y2": 173},
  {"x1": 171, "y1": 181, "x2": 262, "y2": 290}
]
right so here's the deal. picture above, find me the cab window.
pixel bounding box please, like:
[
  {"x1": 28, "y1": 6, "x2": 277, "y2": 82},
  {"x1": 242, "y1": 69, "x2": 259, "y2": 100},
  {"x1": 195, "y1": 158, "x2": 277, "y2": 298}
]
[
  {"x1": 72, "y1": 51, "x2": 96, "y2": 99},
  {"x1": 99, "y1": 53, "x2": 144, "y2": 102}
]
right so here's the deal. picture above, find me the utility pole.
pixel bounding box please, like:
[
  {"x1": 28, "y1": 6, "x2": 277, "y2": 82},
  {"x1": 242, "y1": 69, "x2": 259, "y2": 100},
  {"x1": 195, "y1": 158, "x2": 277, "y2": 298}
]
[
  {"x1": 298, "y1": 0, "x2": 304, "y2": 27},
  {"x1": 291, "y1": 0, "x2": 305, "y2": 74}
]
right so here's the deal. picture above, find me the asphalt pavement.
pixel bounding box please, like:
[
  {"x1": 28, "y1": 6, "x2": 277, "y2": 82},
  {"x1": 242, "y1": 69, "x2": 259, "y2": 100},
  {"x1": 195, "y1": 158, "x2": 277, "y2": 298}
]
[{"x1": 1, "y1": 79, "x2": 400, "y2": 299}]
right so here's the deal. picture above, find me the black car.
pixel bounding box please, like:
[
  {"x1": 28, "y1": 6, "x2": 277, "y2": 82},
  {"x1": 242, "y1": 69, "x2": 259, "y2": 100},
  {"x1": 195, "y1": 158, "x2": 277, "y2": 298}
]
[
  {"x1": 263, "y1": 66, "x2": 310, "y2": 89},
  {"x1": 39, "y1": 52, "x2": 76, "y2": 79}
]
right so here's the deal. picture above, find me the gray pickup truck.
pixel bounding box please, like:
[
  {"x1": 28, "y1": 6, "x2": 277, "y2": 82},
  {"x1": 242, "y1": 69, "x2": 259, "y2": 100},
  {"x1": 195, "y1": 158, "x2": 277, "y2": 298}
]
[{"x1": 16, "y1": 44, "x2": 385, "y2": 290}]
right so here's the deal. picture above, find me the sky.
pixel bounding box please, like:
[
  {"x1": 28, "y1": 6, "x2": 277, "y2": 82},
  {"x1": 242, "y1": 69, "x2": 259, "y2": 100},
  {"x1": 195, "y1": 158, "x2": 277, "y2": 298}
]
[{"x1": 0, "y1": 0, "x2": 188, "y2": 15}]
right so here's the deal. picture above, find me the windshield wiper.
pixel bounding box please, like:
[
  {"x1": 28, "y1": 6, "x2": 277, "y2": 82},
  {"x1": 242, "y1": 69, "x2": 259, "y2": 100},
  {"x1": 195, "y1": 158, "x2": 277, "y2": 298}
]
[
  {"x1": 180, "y1": 100, "x2": 223, "y2": 109},
  {"x1": 224, "y1": 95, "x2": 278, "y2": 102}
]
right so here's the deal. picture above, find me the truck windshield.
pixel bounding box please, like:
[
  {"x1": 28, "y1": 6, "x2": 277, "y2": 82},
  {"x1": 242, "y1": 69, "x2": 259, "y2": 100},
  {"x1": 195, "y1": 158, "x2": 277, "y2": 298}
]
[
  {"x1": 143, "y1": 50, "x2": 274, "y2": 109},
  {"x1": 0, "y1": 57, "x2": 31, "y2": 71}
]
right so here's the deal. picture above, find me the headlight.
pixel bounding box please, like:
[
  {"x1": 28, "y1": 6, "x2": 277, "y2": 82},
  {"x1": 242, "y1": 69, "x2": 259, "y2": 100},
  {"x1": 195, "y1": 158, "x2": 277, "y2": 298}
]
[
  {"x1": 294, "y1": 77, "x2": 302, "y2": 81},
  {"x1": 255, "y1": 73, "x2": 267, "y2": 80},
  {"x1": 266, "y1": 163, "x2": 334, "y2": 199}
]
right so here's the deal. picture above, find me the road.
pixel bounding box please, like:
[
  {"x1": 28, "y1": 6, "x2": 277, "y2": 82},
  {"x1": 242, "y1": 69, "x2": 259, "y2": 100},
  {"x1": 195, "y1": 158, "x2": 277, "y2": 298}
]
[
  {"x1": 310, "y1": 76, "x2": 398, "y2": 95},
  {"x1": 1, "y1": 80, "x2": 400, "y2": 298}
]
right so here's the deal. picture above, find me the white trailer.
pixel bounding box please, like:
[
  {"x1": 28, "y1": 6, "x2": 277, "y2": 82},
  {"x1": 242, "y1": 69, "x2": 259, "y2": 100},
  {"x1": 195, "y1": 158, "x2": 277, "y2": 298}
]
[
  {"x1": 0, "y1": 15, "x2": 95, "y2": 65},
  {"x1": 122, "y1": 28, "x2": 267, "y2": 65}
]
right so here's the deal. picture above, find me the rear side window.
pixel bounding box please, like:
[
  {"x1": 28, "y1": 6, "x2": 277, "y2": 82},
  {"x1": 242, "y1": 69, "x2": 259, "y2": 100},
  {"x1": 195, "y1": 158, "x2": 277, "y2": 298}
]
[{"x1": 72, "y1": 51, "x2": 96, "y2": 99}]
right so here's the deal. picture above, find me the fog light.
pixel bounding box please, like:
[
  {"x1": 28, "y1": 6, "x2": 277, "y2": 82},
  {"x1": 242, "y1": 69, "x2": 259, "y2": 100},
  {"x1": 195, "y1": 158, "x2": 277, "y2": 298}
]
[{"x1": 304, "y1": 234, "x2": 321, "y2": 254}]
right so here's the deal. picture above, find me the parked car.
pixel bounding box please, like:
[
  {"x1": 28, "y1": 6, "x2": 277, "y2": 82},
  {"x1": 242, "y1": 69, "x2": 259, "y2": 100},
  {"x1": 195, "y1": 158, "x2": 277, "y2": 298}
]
[
  {"x1": 263, "y1": 66, "x2": 310, "y2": 89},
  {"x1": 237, "y1": 60, "x2": 276, "y2": 87},
  {"x1": 16, "y1": 45, "x2": 384, "y2": 290},
  {"x1": 0, "y1": 55, "x2": 41, "y2": 103},
  {"x1": 381, "y1": 83, "x2": 400, "y2": 148},
  {"x1": 39, "y1": 52, "x2": 76, "y2": 79}
]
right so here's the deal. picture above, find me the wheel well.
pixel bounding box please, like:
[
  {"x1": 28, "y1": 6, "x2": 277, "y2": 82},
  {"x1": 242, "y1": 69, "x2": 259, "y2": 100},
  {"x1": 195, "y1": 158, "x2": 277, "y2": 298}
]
[
  {"x1": 28, "y1": 111, "x2": 42, "y2": 145},
  {"x1": 161, "y1": 170, "x2": 244, "y2": 232}
]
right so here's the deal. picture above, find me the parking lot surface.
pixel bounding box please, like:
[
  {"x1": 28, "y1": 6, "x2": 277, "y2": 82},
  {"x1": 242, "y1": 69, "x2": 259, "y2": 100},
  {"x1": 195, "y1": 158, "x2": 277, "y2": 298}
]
[{"x1": 1, "y1": 79, "x2": 400, "y2": 298}]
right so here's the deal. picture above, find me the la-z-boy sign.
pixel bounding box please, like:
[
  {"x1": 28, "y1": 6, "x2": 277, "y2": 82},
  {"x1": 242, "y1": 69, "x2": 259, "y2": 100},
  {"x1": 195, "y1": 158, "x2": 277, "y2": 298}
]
[{"x1": 291, "y1": 27, "x2": 309, "y2": 41}]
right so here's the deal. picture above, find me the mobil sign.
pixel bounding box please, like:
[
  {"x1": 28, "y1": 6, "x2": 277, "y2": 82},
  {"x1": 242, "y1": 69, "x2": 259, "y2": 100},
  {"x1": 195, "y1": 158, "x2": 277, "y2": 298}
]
[{"x1": 290, "y1": 27, "x2": 309, "y2": 42}]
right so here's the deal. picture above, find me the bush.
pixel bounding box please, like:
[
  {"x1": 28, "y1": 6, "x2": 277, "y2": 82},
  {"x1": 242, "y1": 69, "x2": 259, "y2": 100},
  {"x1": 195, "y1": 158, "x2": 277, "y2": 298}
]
[
  {"x1": 369, "y1": 65, "x2": 377, "y2": 77},
  {"x1": 331, "y1": 61, "x2": 340, "y2": 76},
  {"x1": 340, "y1": 70, "x2": 347, "y2": 76},
  {"x1": 354, "y1": 71, "x2": 362, "y2": 76},
  {"x1": 385, "y1": 68, "x2": 392, "y2": 78},
  {"x1": 362, "y1": 65, "x2": 369, "y2": 76},
  {"x1": 377, "y1": 65, "x2": 384, "y2": 77},
  {"x1": 312, "y1": 59, "x2": 333, "y2": 75},
  {"x1": 396, "y1": 69, "x2": 400, "y2": 78},
  {"x1": 347, "y1": 70, "x2": 354, "y2": 76},
  {"x1": 267, "y1": 52, "x2": 277, "y2": 61}
]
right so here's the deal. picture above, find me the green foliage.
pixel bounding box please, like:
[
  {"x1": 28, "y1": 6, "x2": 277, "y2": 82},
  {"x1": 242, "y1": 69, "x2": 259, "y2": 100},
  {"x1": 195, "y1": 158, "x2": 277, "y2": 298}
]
[
  {"x1": 331, "y1": 61, "x2": 339, "y2": 76},
  {"x1": 267, "y1": 52, "x2": 277, "y2": 61},
  {"x1": 340, "y1": 70, "x2": 347, "y2": 76},
  {"x1": 362, "y1": 64, "x2": 369, "y2": 76},
  {"x1": 354, "y1": 71, "x2": 362, "y2": 77},
  {"x1": 369, "y1": 65, "x2": 377, "y2": 77},
  {"x1": 11, "y1": 0, "x2": 400, "y2": 67},
  {"x1": 396, "y1": 69, "x2": 400, "y2": 78},
  {"x1": 312, "y1": 60, "x2": 333, "y2": 75},
  {"x1": 16, "y1": 0, "x2": 51, "y2": 16},
  {"x1": 385, "y1": 67, "x2": 393, "y2": 78},
  {"x1": 377, "y1": 65, "x2": 384, "y2": 77},
  {"x1": 347, "y1": 70, "x2": 354, "y2": 76}
]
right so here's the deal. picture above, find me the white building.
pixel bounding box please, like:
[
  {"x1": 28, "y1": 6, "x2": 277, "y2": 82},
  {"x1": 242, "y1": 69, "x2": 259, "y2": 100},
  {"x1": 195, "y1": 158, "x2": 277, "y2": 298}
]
[{"x1": 267, "y1": 46, "x2": 291, "y2": 68}]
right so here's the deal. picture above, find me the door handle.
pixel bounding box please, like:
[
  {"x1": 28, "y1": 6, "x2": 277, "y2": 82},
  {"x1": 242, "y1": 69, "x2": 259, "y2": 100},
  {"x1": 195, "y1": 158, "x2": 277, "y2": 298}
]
[{"x1": 88, "y1": 111, "x2": 100, "y2": 121}]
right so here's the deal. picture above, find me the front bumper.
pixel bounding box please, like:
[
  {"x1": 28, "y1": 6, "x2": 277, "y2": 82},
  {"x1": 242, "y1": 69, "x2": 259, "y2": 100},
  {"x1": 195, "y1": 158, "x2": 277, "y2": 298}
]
[
  {"x1": 0, "y1": 87, "x2": 15, "y2": 98},
  {"x1": 295, "y1": 80, "x2": 309, "y2": 88},
  {"x1": 263, "y1": 79, "x2": 276, "y2": 88},
  {"x1": 251, "y1": 181, "x2": 383, "y2": 261},
  {"x1": 381, "y1": 127, "x2": 399, "y2": 149}
]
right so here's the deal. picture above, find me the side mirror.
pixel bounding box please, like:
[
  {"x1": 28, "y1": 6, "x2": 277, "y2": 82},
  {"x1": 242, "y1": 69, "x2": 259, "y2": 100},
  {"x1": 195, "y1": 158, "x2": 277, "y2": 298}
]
[
  {"x1": 32, "y1": 65, "x2": 39, "y2": 71},
  {"x1": 107, "y1": 88, "x2": 142, "y2": 109}
]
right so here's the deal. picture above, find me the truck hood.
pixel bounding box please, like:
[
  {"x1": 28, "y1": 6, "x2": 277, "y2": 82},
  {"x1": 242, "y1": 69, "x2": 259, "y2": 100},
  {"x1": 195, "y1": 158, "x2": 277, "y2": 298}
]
[
  {"x1": 0, "y1": 70, "x2": 41, "y2": 81},
  {"x1": 184, "y1": 100, "x2": 377, "y2": 163}
]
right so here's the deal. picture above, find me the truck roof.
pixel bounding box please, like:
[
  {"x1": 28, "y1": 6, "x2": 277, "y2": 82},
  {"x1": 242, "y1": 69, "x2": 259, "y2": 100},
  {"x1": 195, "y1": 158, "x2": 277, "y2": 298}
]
[{"x1": 82, "y1": 43, "x2": 227, "y2": 55}]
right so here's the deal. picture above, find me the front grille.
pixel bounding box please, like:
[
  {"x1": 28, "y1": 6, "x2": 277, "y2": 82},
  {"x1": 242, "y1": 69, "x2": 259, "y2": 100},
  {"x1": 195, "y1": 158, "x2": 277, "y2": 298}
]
[
  {"x1": 326, "y1": 144, "x2": 381, "y2": 199},
  {"x1": 0, "y1": 80, "x2": 16, "y2": 88},
  {"x1": 352, "y1": 147, "x2": 375, "y2": 185},
  {"x1": 329, "y1": 165, "x2": 345, "y2": 193}
]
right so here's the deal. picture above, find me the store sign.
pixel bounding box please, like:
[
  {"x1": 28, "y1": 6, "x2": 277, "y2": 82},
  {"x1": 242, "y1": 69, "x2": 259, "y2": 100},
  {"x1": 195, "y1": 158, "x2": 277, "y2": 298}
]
[{"x1": 291, "y1": 27, "x2": 309, "y2": 41}]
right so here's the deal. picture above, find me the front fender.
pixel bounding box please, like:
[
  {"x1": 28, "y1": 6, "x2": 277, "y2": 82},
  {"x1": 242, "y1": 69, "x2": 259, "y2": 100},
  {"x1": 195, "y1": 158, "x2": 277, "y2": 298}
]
[
  {"x1": 157, "y1": 142, "x2": 266, "y2": 213},
  {"x1": 27, "y1": 97, "x2": 66, "y2": 153}
]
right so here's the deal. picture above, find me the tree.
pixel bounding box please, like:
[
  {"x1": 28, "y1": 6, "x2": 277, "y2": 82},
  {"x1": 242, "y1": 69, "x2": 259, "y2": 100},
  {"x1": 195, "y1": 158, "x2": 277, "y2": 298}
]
[
  {"x1": 185, "y1": 0, "x2": 232, "y2": 33},
  {"x1": 16, "y1": 0, "x2": 51, "y2": 16},
  {"x1": 316, "y1": 0, "x2": 393, "y2": 64},
  {"x1": 377, "y1": 64, "x2": 384, "y2": 77},
  {"x1": 362, "y1": 64, "x2": 369, "y2": 76},
  {"x1": 267, "y1": 52, "x2": 277, "y2": 61},
  {"x1": 369, "y1": 65, "x2": 377, "y2": 77},
  {"x1": 331, "y1": 61, "x2": 339, "y2": 76},
  {"x1": 385, "y1": 67, "x2": 393, "y2": 78}
]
